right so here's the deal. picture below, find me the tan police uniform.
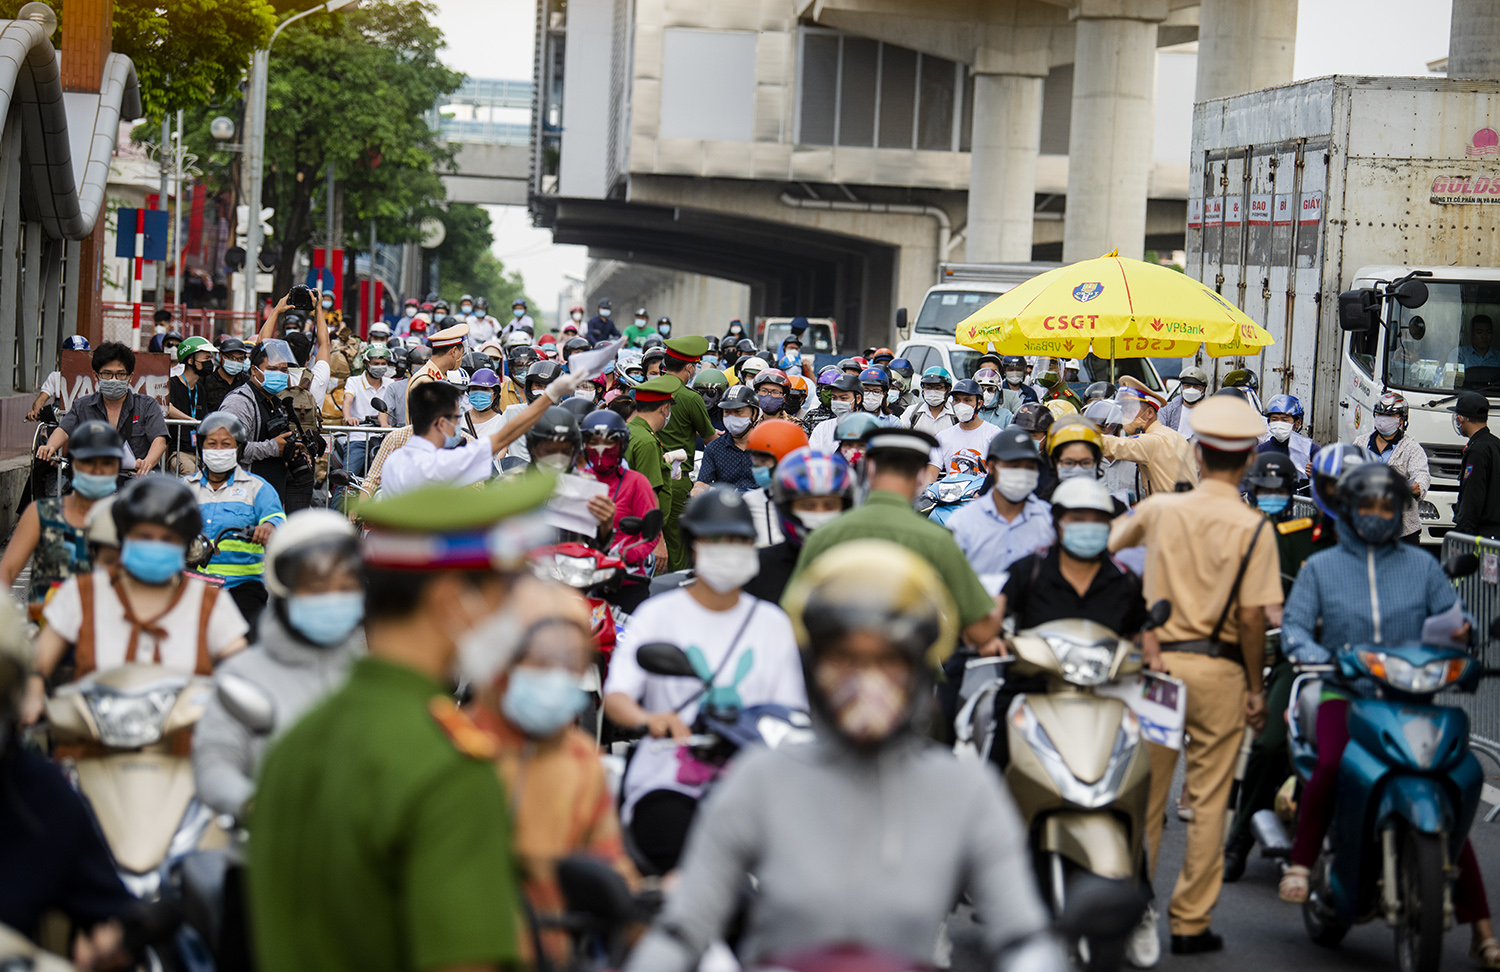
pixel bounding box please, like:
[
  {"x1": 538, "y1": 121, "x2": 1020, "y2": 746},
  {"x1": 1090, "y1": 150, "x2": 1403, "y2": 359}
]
[
  {"x1": 1107, "y1": 395, "x2": 1282, "y2": 938},
  {"x1": 1101, "y1": 377, "x2": 1198, "y2": 496},
  {"x1": 406, "y1": 322, "x2": 469, "y2": 409}
]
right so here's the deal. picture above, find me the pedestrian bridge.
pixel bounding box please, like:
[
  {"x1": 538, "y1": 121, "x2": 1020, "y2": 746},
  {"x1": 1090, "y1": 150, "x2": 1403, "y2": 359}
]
[{"x1": 435, "y1": 78, "x2": 532, "y2": 206}]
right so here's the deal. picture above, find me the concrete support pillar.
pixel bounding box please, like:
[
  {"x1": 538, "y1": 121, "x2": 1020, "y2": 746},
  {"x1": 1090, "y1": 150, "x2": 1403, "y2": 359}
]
[
  {"x1": 1449, "y1": 0, "x2": 1500, "y2": 81},
  {"x1": 1195, "y1": 0, "x2": 1297, "y2": 101},
  {"x1": 1063, "y1": 0, "x2": 1166, "y2": 263},
  {"x1": 967, "y1": 72, "x2": 1045, "y2": 263}
]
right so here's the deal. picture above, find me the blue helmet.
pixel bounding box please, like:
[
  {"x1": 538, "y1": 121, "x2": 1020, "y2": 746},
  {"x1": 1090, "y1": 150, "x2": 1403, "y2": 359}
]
[
  {"x1": 1264, "y1": 394, "x2": 1303, "y2": 418},
  {"x1": 858, "y1": 366, "x2": 889, "y2": 388},
  {"x1": 579, "y1": 408, "x2": 631, "y2": 442},
  {"x1": 920, "y1": 366, "x2": 953, "y2": 388},
  {"x1": 887, "y1": 357, "x2": 915, "y2": 380},
  {"x1": 64, "y1": 335, "x2": 90, "y2": 351},
  {"x1": 771, "y1": 448, "x2": 855, "y2": 544},
  {"x1": 1310, "y1": 442, "x2": 1373, "y2": 518}
]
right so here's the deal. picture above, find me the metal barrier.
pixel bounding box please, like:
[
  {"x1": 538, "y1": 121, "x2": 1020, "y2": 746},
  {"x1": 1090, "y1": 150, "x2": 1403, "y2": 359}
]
[
  {"x1": 1291, "y1": 496, "x2": 1318, "y2": 522},
  {"x1": 158, "y1": 417, "x2": 391, "y2": 480},
  {"x1": 101, "y1": 304, "x2": 260, "y2": 345},
  {"x1": 1440, "y1": 532, "x2": 1500, "y2": 742}
]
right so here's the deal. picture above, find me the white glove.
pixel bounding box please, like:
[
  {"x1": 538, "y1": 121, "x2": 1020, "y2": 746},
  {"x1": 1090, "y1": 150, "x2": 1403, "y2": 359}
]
[
  {"x1": 663, "y1": 449, "x2": 688, "y2": 464},
  {"x1": 544, "y1": 370, "x2": 588, "y2": 403}
]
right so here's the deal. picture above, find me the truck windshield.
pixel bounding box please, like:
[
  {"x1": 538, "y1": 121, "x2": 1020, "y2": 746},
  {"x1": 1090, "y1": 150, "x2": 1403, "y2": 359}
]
[
  {"x1": 1384, "y1": 281, "x2": 1500, "y2": 394},
  {"x1": 762, "y1": 322, "x2": 836, "y2": 354},
  {"x1": 914, "y1": 291, "x2": 999, "y2": 335}
]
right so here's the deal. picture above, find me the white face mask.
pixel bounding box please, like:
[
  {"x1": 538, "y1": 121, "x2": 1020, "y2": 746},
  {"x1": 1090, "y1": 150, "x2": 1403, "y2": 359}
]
[
  {"x1": 571, "y1": 311, "x2": 583, "y2": 322},
  {"x1": 454, "y1": 599, "x2": 523, "y2": 687},
  {"x1": 952, "y1": 403, "x2": 977, "y2": 423},
  {"x1": 982, "y1": 390, "x2": 998, "y2": 407},
  {"x1": 861, "y1": 396, "x2": 882, "y2": 412},
  {"x1": 1454, "y1": 413, "x2": 1467, "y2": 436},
  {"x1": 886, "y1": 389, "x2": 900, "y2": 404},
  {"x1": 1181, "y1": 386, "x2": 1204, "y2": 403},
  {"x1": 723, "y1": 414, "x2": 754, "y2": 436},
  {"x1": 537, "y1": 453, "x2": 572, "y2": 473},
  {"x1": 634, "y1": 317, "x2": 648, "y2": 327},
  {"x1": 573, "y1": 388, "x2": 596, "y2": 404},
  {"x1": 1267, "y1": 420, "x2": 1293, "y2": 442},
  {"x1": 202, "y1": 448, "x2": 239, "y2": 473},
  {"x1": 1004, "y1": 370, "x2": 1025, "y2": 385},
  {"x1": 829, "y1": 399, "x2": 854, "y2": 418},
  {"x1": 923, "y1": 389, "x2": 946, "y2": 407},
  {"x1": 995, "y1": 467, "x2": 1039, "y2": 502},
  {"x1": 1374, "y1": 414, "x2": 1401, "y2": 436},
  {"x1": 797, "y1": 509, "x2": 842, "y2": 531},
  {"x1": 694, "y1": 542, "x2": 759, "y2": 593}
]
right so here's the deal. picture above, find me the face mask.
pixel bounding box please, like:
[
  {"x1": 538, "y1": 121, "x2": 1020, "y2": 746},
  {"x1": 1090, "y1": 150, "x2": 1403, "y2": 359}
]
[
  {"x1": 1351, "y1": 512, "x2": 1399, "y2": 546},
  {"x1": 461, "y1": 390, "x2": 491, "y2": 412},
  {"x1": 885, "y1": 389, "x2": 898, "y2": 405},
  {"x1": 860, "y1": 396, "x2": 881, "y2": 413},
  {"x1": 455, "y1": 600, "x2": 523, "y2": 687},
  {"x1": 724, "y1": 414, "x2": 753, "y2": 436},
  {"x1": 923, "y1": 389, "x2": 946, "y2": 407},
  {"x1": 1256, "y1": 493, "x2": 1290, "y2": 515},
  {"x1": 599, "y1": 308, "x2": 612, "y2": 318},
  {"x1": 513, "y1": 308, "x2": 525, "y2": 318},
  {"x1": 287, "y1": 591, "x2": 364, "y2": 645},
  {"x1": 632, "y1": 317, "x2": 648, "y2": 329},
  {"x1": 752, "y1": 465, "x2": 774, "y2": 490},
  {"x1": 702, "y1": 355, "x2": 720, "y2": 370},
  {"x1": 1056, "y1": 464, "x2": 1094, "y2": 482},
  {"x1": 995, "y1": 467, "x2": 1039, "y2": 502},
  {"x1": 72, "y1": 471, "x2": 117, "y2": 500},
  {"x1": 953, "y1": 403, "x2": 977, "y2": 423},
  {"x1": 1454, "y1": 413, "x2": 1467, "y2": 436},
  {"x1": 155, "y1": 324, "x2": 166, "y2": 335},
  {"x1": 223, "y1": 359, "x2": 248, "y2": 376},
  {"x1": 503, "y1": 667, "x2": 587, "y2": 737},
  {"x1": 321, "y1": 299, "x2": 334, "y2": 310},
  {"x1": 98, "y1": 377, "x2": 130, "y2": 400},
  {"x1": 1181, "y1": 386, "x2": 1204, "y2": 404},
  {"x1": 694, "y1": 542, "x2": 759, "y2": 593},
  {"x1": 120, "y1": 538, "x2": 185, "y2": 585},
  {"x1": 1005, "y1": 370, "x2": 1025, "y2": 385},
  {"x1": 1373, "y1": 415, "x2": 1401, "y2": 436},
  {"x1": 1267, "y1": 420, "x2": 1293, "y2": 442},
  {"x1": 367, "y1": 364, "x2": 389, "y2": 379},
  {"x1": 202, "y1": 448, "x2": 239, "y2": 474},
  {"x1": 657, "y1": 324, "x2": 671, "y2": 336},
  {"x1": 757, "y1": 394, "x2": 783, "y2": 414},
  {"x1": 460, "y1": 304, "x2": 473, "y2": 314},
  {"x1": 588, "y1": 443, "x2": 621, "y2": 474},
  {"x1": 258, "y1": 369, "x2": 289, "y2": 394},
  {"x1": 571, "y1": 311, "x2": 583, "y2": 322},
  {"x1": 729, "y1": 325, "x2": 742, "y2": 335},
  {"x1": 982, "y1": 390, "x2": 998, "y2": 408},
  {"x1": 1061, "y1": 521, "x2": 1111, "y2": 559},
  {"x1": 829, "y1": 399, "x2": 854, "y2": 418},
  {"x1": 797, "y1": 509, "x2": 841, "y2": 531},
  {"x1": 537, "y1": 453, "x2": 572, "y2": 473},
  {"x1": 815, "y1": 664, "x2": 908, "y2": 744},
  {"x1": 573, "y1": 388, "x2": 597, "y2": 405}
]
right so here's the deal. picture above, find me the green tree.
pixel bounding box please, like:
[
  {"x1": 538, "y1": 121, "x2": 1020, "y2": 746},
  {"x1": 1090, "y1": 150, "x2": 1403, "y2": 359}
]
[{"x1": 434, "y1": 204, "x2": 530, "y2": 311}]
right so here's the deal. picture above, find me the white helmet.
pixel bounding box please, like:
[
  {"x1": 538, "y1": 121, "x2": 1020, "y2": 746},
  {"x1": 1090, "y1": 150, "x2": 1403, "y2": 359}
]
[
  {"x1": 84, "y1": 495, "x2": 118, "y2": 548},
  {"x1": 446, "y1": 368, "x2": 471, "y2": 388},
  {"x1": 504, "y1": 331, "x2": 532, "y2": 351},
  {"x1": 264, "y1": 509, "x2": 358, "y2": 598},
  {"x1": 369, "y1": 321, "x2": 391, "y2": 338},
  {"x1": 1049, "y1": 477, "x2": 1114, "y2": 515}
]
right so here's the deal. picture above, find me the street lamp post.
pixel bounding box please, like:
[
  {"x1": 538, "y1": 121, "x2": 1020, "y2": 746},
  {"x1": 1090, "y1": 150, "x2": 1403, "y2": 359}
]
[{"x1": 241, "y1": 0, "x2": 359, "y2": 317}]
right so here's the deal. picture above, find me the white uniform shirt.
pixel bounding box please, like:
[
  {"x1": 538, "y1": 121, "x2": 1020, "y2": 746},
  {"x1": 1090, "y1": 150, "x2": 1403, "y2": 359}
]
[
  {"x1": 466, "y1": 316, "x2": 499, "y2": 349},
  {"x1": 342, "y1": 372, "x2": 391, "y2": 444},
  {"x1": 379, "y1": 434, "x2": 493, "y2": 496}
]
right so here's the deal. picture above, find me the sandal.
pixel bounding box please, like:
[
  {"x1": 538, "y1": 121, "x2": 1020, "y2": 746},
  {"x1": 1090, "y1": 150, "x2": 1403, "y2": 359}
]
[
  {"x1": 1470, "y1": 937, "x2": 1500, "y2": 969},
  {"x1": 1279, "y1": 865, "x2": 1311, "y2": 903}
]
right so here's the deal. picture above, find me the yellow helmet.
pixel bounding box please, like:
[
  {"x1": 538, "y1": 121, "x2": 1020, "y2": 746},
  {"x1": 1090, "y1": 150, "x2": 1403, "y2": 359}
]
[
  {"x1": 1045, "y1": 415, "x2": 1103, "y2": 460},
  {"x1": 1045, "y1": 398, "x2": 1078, "y2": 419},
  {"x1": 782, "y1": 539, "x2": 958, "y2": 670}
]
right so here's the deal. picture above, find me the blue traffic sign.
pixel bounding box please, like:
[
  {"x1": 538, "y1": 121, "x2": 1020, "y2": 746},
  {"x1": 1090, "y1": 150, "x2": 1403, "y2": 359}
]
[{"x1": 114, "y1": 208, "x2": 169, "y2": 261}]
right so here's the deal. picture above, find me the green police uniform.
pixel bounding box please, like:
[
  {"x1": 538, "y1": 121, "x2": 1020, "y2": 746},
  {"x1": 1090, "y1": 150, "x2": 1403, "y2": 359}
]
[
  {"x1": 657, "y1": 337, "x2": 715, "y2": 570},
  {"x1": 785, "y1": 489, "x2": 994, "y2": 628},
  {"x1": 249, "y1": 476, "x2": 555, "y2": 972},
  {"x1": 626, "y1": 415, "x2": 669, "y2": 509}
]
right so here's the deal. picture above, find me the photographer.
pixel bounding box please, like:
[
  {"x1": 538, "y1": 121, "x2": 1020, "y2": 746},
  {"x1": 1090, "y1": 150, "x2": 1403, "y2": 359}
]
[{"x1": 221, "y1": 338, "x2": 317, "y2": 512}]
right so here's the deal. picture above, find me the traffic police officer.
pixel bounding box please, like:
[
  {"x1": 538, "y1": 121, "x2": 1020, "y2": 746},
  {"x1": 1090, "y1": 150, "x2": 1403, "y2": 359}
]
[
  {"x1": 1100, "y1": 376, "x2": 1198, "y2": 497},
  {"x1": 1452, "y1": 391, "x2": 1500, "y2": 537},
  {"x1": 626, "y1": 376, "x2": 682, "y2": 515},
  {"x1": 406, "y1": 319, "x2": 470, "y2": 409},
  {"x1": 249, "y1": 476, "x2": 555, "y2": 972},
  {"x1": 657, "y1": 336, "x2": 719, "y2": 569},
  {"x1": 1108, "y1": 394, "x2": 1282, "y2": 955}
]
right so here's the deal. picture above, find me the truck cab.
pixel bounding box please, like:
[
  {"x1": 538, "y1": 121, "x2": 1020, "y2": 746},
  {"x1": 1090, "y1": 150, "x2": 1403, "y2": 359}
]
[{"x1": 1339, "y1": 265, "x2": 1500, "y2": 543}]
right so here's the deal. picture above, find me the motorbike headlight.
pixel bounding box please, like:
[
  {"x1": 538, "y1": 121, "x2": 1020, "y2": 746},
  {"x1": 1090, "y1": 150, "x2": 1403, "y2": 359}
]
[
  {"x1": 1009, "y1": 699, "x2": 1139, "y2": 809},
  {"x1": 1044, "y1": 636, "x2": 1116, "y2": 687},
  {"x1": 936, "y1": 480, "x2": 968, "y2": 503},
  {"x1": 538, "y1": 554, "x2": 599, "y2": 588},
  {"x1": 1358, "y1": 650, "x2": 1469, "y2": 694},
  {"x1": 756, "y1": 713, "x2": 816, "y2": 750},
  {"x1": 84, "y1": 684, "x2": 181, "y2": 748}
]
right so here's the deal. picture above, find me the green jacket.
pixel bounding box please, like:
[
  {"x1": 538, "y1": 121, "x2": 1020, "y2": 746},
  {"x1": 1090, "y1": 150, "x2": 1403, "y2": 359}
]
[
  {"x1": 659, "y1": 384, "x2": 716, "y2": 464},
  {"x1": 627, "y1": 416, "x2": 669, "y2": 502},
  {"x1": 622, "y1": 324, "x2": 655, "y2": 347},
  {"x1": 784, "y1": 489, "x2": 995, "y2": 628},
  {"x1": 249, "y1": 658, "x2": 521, "y2": 972}
]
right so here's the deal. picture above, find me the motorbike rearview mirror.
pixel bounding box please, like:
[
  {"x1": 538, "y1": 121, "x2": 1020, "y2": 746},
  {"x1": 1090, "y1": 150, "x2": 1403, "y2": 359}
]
[
  {"x1": 556, "y1": 855, "x2": 637, "y2": 924},
  {"x1": 217, "y1": 673, "x2": 276, "y2": 734},
  {"x1": 1054, "y1": 873, "x2": 1147, "y2": 941},
  {"x1": 185, "y1": 533, "x2": 214, "y2": 570},
  {"x1": 895, "y1": 307, "x2": 908, "y2": 333},
  {"x1": 636, "y1": 642, "x2": 700, "y2": 679},
  {"x1": 640, "y1": 508, "x2": 664, "y2": 541},
  {"x1": 1392, "y1": 277, "x2": 1430, "y2": 309},
  {"x1": 371, "y1": 397, "x2": 388, "y2": 413},
  {"x1": 1405, "y1": 315, "x2": 1427, "y2": 341},
  {"x1": 618, "y1": 516, "x2": 643, "y2": 535},
  {"x1": 1146, "y1": 599, "x2": 1172, "y2": 630},
  {"x1": 1444, "y1": 553, "x2": 1480, "y2": 580},
  {"x1": 1338, "y1": 289, "x2": 1380, "y2": 332}
]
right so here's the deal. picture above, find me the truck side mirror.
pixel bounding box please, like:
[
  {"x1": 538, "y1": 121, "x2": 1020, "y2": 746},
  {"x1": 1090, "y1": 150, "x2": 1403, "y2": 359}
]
[
  {"x1": 1338, "y1": 289, "x2": 1380, "y2": 331},
  {"x1": 1392, "y1": 278, "x2": 1429, "y2": 309},
  {"x1": 895, "y1": 307, "x2": 908, "y2": 335}
]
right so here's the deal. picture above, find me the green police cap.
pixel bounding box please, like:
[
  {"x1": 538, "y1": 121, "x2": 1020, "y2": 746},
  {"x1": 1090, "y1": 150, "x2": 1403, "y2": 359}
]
[
  {"x1": 358, "y1": 473, "x2": 556, "y2": 571},
  {"x1": 633, "y1": 374, "x2": 685, "y2": 403},
  {"x1": 664, "y1": 336, "x2": 710, "y2": 363}
]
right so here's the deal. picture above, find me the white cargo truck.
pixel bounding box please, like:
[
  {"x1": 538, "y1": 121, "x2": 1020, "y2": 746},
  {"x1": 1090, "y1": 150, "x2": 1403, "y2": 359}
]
[{"x1": 1189, "y1": 75, "x2": 1500, "y2": 542}]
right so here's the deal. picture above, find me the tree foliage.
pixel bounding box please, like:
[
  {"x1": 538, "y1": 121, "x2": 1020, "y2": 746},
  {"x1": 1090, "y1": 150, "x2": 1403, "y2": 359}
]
[{"x1": 435, "y1": 205, "x2": 530, "y2": 310}]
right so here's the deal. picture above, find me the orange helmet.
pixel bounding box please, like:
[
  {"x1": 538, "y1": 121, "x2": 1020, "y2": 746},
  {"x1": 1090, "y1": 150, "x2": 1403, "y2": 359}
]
[
  {"x1": 785, "y1": 374, "x2": 810, "y2": 393},
  {"x1": 744, "y1": 418, "x2": 810, "y2": 461}
]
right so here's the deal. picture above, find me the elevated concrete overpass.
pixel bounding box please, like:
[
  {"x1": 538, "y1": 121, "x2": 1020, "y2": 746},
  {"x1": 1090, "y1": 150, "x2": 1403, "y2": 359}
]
[{"x1": 436, "y1": 78, "x2": 532, "y2": 205}]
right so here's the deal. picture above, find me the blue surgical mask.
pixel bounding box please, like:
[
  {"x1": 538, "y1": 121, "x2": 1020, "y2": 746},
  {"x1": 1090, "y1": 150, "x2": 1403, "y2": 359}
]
[
  {"x1": 72, "y1": 471, "x2": 117, "y2": 500},
  {"x1": 1060, "y1": 521, "x2": 1110, "y2": 560},
  {"x1": 752, "y1": 465, "x2": 774, "y2": 490},
  {"x1": 503, "y1": 667, "x2": 587, "y2": 737},
  {"x1": 1256, "y1": 494, "x2": 1290, "y2": 516},
  {"x1": 286, "y1": 591, "x2": 364, "y2": 645},
  {"x1": 1351, "y1": 512, "x2": 1399, "y2": 545},
  {"x1": 657, "y1": 324, "x2": 671, "y2": 336},
  {"x1": 120, "y1": 538, "x2": 185, "y2": 584},
  {"x1": 468, "y1": 391, "x2": 494, "y2": 411},
  {"x1": 757, "y1": 393, "x2": 783, "y2": 414},
  {"x1": 513, "y1": 308, "x2": 525, "y2": 318},
  {"x1": 702, "y1": 355, "x2": 720, "y2": 369},
  {"x1": 258, "y1": 369, "x2": 289, "y2": 394},
  {"x1": 222, "y1": 359, "x2": 248, "y2": 376}
]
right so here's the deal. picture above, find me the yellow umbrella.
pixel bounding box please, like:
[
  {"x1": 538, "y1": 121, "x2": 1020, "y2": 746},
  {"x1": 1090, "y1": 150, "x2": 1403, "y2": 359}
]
[
  {"x1": 1205, "y1": 319, "x2": 1276, "y2": 358},
  {"x1": 956, "y1": 251, "x2": 1262, "y2": 349}
]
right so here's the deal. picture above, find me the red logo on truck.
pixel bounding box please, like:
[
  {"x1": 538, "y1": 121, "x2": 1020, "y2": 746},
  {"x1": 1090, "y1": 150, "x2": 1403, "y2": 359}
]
[{"x1": 1469, "y1": 128, "x2": 1500, "y2": 156}]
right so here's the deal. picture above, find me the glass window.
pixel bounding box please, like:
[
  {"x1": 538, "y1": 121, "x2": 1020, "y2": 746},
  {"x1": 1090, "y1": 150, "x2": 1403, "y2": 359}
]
[
  {"x1": 798, "y1": 33, "x2": 839, "y2": 146},
  {"x1": 1385, "y1": 281, "x2": 1500, "y2": 393},
  {"x1": 913, "y1": 290, "x2": 998, "y2": 335},
  {"x1": 902, "y1": 345, "x2": 932, "y2": 372},
  {"x1": 949, "y1": 349, "x2": 983, "y2": 380},
  {"x1": 878, "y1": 45, "x2": 916, "y2": 149},
  {"x1": 916, "y1": 54, "x2": 956, "y2": 151},
  {"x1": 1348, "y1": 322, "x2": 1379, "y2": 378},
  {"x1": 838, "y1": 37, "x2": 878, "y2": 147}
]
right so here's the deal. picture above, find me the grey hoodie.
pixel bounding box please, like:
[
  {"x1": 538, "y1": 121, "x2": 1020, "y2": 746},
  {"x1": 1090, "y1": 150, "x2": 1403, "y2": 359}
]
[
  {"x1": 192, "y1": 604, "x2": 362, "y2": 818},
  {"x1": 625, "y1": 734, "x2": 1063, "y2": 972}
]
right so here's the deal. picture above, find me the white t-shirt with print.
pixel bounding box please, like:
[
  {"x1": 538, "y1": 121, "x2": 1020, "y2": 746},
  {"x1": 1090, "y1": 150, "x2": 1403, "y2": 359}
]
[
  {"x1": 44, "y1": 569, "x2": 248, "y2": 672},
  {"x1": 933, "y1": 421, "x2": 1001, "y2": 473},
  {"x1": 603, "y1": 588, "x2": 807, "y2": 822}
]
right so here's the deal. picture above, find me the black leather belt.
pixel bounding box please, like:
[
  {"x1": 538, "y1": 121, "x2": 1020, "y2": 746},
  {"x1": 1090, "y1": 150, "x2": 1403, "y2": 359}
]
[{"x1": 1162, "y1": 639, "x2": 1244, "y2": 666}]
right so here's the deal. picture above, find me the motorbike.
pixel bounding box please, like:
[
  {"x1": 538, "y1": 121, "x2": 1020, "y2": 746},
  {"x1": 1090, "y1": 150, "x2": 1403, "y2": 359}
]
[
  {"x1": 1250, "y1": 621, "x2": 1498, "y2": 972},
  {"x1": 953, "y1": 602, "x2": 1170, "y2": 972},
  {"x1": 46, "y1": 664, "x2": 221, "y2": 899},
  {"x1": 914, "y1": 471, "x2": 986, "y2": 525},
  {"x1": 533, "y1": 542, "x2": 631, "y2": 656}
]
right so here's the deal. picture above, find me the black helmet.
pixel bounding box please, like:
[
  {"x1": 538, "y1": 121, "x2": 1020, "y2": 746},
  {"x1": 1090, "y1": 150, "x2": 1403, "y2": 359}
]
[
  {"x1": 829, "y1": 373, "x2": 863, "y2": 395},
  {"x1": 407, "y1": 344, "x2": 433, "y2": 368},
  {"x1": 1012, "y1": 402, "x2": 1054, "y2": 434},
  {"x1": 679, "y1": 485, "x2": 757, "y2": 544},
  {"x1": 719, "y1": 384, "x2": 759, "y2": 412},
  {"x1": 474, "y1": 296, "x2": 489, "y2": 312},
  {"x1": 1244, "y1": 452, "x2": 1297, "y2": 493},
  {"x1": 436, "y1": 315, "x2": 460, "y2": 330},
  {"x1": 952, "y1": 378, "x2": 981, "y2": 398},
  {"x1": 69, "y1": 420, "x2": 124, "y2": 462},
  {"x1": 641, "y1": 335, "x2": 665, "y2": 351},
  {"x1": 704, "y1": 335, "x2": 720, "y2": 352},
  {"x1": 218, "y1": 337, "x2": 247, "y2": 356},
  {"x1": 563, "y1": 336, "x2": 591, "y2": 356},
  {"x1": 1001, "y1": 355, "x2": 1027, "y2": 371},
  {"x1": 736, "y1": 338, "x2": 758, "y2": 354},
  {"x1": 508, "y1": 346, "x2": 538, "y2": 372},
  {"x1": 597, "y1": 297, "x2": 612, "y2": 310},
  {"x1": 526, "y1": 405, "x2": 582, "y2": 460},
  {"x1": 525, "y1": 360, "x2": 563, "y2": 402},
  {"x1": 558, "y1": 397, "x2": 594, "y2": 420},
  {"x1": 113, "y1": 475, "x2": 201, "y2": 545},
  {"x1": 461, "y1": 351, "x2": 494, "y2": 374},
  {"x1": 987, "y1": 426, "x2": 1040, "y2": 463},
  {"x1": 1336, "y1": 462, "x2": 1410, "y2": 544}
]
